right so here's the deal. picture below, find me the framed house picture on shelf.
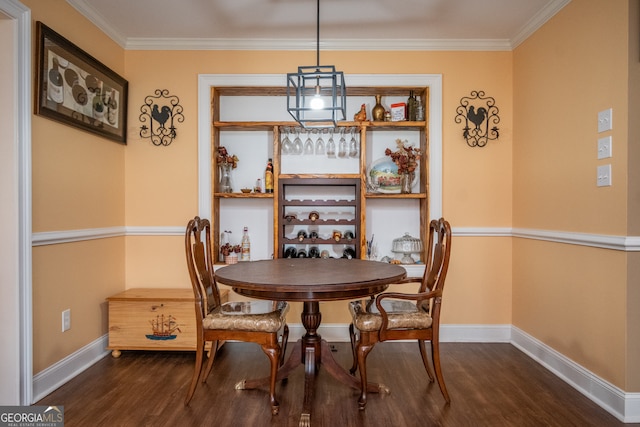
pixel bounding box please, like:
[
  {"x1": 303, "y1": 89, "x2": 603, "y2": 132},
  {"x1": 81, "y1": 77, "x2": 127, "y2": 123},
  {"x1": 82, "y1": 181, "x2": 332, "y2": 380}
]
[{"x1": 35, "y1": 21, "x2": 128, "y2": 144}]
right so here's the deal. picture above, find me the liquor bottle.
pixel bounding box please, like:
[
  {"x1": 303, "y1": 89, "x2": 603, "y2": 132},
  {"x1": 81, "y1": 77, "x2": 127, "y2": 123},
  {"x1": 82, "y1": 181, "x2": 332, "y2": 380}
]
[
  {"x1": 48, "y1": 57, "x2": 64, "y2": 104},
  {"x1": 415, "y1": 95, "x2": 424, "y2": 121},
  {"x1": 241, "y1": 226, "x2": 251, "y2": 261},
  {"x1": 297, "y1": 249, "x2": 307, "y2": 258},
  {"x1": 297, "y1": 230, "x2": 308, "y2": 242},
  {"x1": 407, "y1": 90, "x2": 417, "y2": 121},
  {"x1": 107, "y1": 88, "x2": 118, "y2": 125},
  {"x1": 344, "y1": 230, "x2": 355, "y2": 241},
  {"x1": 265, "y1": 158, "x2": 274, "y2": 193}
]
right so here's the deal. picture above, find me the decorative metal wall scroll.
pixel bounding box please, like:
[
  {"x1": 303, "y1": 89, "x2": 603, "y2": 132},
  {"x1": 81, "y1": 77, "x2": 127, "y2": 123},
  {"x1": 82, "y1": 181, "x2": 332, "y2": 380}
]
[
  {"x1": 455, "y1": 90, "x2": 500, "y2": 148},
  {"x1": 139, "y1": 89, "x2": 184, "y2": 146}
]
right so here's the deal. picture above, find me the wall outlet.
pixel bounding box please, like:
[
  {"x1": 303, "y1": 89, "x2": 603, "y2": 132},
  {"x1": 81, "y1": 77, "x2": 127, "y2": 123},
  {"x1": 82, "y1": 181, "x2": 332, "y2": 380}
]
[
  {"x1": 597, "y1": 164, "x2": 612, "y2": 187},
  {"x1": 62, "y1": 309, "x2": 71, "y2": 332},
  {"x1": 597, "y1": 136, "x2": 612, "y2": 159}
]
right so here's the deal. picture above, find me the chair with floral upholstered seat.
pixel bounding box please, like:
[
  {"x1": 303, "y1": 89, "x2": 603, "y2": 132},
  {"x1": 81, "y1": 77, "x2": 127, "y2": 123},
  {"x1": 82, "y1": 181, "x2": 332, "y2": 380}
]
[
  {"x1": 348, "y1": 217, "x2": 452, "y2": 409},
  {"x1": 184, "y1": 216, "x2": 289, "y2": 415}
]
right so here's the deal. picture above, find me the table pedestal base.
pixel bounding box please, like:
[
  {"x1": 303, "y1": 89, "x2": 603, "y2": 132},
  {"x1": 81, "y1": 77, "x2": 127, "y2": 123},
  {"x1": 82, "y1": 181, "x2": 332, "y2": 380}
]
[{"x1": 236, "y1": 301, "x2": 389, "y2": 426}]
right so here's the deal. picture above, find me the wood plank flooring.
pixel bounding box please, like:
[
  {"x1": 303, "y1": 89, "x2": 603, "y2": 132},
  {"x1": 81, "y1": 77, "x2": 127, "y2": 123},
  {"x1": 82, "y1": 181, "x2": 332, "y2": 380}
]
[{"x1": 36, "y1": 342, "x2": 633, "y2": 427}]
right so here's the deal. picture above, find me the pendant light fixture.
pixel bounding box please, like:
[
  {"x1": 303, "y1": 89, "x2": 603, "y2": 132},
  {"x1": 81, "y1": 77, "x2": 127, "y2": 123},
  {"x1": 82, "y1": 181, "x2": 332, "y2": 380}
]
[{"x1": 286, "y1": 0, "x2": 346, "y2": 128}]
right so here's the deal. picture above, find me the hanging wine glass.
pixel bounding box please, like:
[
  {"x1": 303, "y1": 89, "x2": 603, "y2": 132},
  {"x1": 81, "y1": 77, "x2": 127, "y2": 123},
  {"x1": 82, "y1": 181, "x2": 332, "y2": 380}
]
[
  {"x1": 281, "y1": 127, "x2": 293, "y2": 155},
  {"x1": 293, "y1": 127, "x2": 303, "y2": 155},
  {"x1": 327, "y1": 129, "x2": 336, "y2": 157},
  {"x1": 338, "y1": 127, "x2": 347, "y2": 158},
  {"x1": 304, "y1": 130, "x2": 315, "y2": 155},
  {"x1": 315, "y1": 129, "x2": 325, "y2": 155},
  {"x1": 349, "y1": 127, "x2": 359, "y2": 157}
]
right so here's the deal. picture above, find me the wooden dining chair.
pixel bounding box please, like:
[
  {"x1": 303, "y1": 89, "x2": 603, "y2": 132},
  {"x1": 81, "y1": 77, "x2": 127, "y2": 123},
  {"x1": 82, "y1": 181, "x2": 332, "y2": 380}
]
[
  {"x1": 184, "y1": 216, "x2": 289, "y2": 415},
  {"x1": 348, "y1": 217, "x2": 452, "y2": 409}
]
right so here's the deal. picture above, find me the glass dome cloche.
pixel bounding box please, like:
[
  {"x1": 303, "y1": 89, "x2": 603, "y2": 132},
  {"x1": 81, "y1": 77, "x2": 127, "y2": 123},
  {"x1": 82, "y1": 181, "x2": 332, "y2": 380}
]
[{"x1": 392, "y1": 232, "x2": 423, "y2": 264}]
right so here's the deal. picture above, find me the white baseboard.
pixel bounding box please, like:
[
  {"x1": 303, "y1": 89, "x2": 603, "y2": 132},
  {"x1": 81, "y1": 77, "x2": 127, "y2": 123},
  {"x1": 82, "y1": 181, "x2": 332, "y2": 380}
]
[
  {"x1": 511, "y1": 326, "x2": 640, "y2": 423},
  {"x1": 32, "y1": 334, "x2": 109, "y2": 403},
  {"x1": 33, "y1": 326, "x2": 640, "y2": 423}
]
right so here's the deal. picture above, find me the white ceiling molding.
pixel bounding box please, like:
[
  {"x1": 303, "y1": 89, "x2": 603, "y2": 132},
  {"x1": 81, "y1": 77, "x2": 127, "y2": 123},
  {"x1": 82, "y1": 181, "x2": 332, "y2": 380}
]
[
  {"x1": 510, "y1": 0, "x2": 571, "y2": 49},
  {"x1": 124, "y1": 37, "x2": 514, "y2": 52},
  {"x1": 67, "y1": 0, "x2": 571, "y2": 52}
]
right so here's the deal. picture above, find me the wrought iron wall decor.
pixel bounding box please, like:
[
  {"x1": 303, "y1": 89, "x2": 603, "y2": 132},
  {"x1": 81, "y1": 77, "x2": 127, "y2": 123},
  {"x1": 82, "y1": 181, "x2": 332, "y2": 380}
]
[
  {"x1": 455, "y1": 90, "x2": 500, "y2": 148},
  {"x1": 139, "y1": 89, "x2": 184, "y2": 146}
]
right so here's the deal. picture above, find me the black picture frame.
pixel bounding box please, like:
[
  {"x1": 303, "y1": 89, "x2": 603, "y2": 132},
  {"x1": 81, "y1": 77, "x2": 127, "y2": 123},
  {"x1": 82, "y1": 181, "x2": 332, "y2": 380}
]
[{"x1": 35, "y1": 21, "x2": 128, "y2": 144}]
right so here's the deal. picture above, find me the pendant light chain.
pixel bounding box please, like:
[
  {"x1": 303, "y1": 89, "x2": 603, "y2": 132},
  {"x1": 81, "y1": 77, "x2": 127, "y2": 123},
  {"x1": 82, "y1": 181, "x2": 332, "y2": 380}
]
[{"x1": 316, "y1": 0, "x2": 320, "y2": 68}]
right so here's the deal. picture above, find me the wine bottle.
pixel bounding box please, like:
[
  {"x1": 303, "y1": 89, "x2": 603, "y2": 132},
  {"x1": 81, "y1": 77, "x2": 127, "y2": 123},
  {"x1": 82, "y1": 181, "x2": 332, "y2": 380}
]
[
  {"x1": 107, "y1": 88, "x2": 118, "y2": 125},
  {"x1": 48, "y1": 57, "x2": 64, "y2": 104},
  {"x1": 93, "y1": 89, "x2": 105, "y2": 121},
  {"x1": 241, "y1": 226, "x2": 251, "y2": 261},
  {"x1": 265, "y1": 158, "x2": 274, "y2": 193}
]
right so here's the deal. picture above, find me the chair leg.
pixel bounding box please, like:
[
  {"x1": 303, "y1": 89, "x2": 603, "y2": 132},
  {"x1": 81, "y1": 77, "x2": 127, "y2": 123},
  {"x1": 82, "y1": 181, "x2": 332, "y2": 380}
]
[
  {"x1": 348, "y1": 323, "x2": 358, "y2": 375},
  {"x1": 356, "y1": 339, "x2": 375, "y2": 410},
  {"x1": 184, "y1": 342, "x2": 205, "y2": 405},
  {"x1": 279, "y1": 325, "x2": 289, "y2": 367},
  {"x1": 418, "y1": 340, "x2": 435, "y2": 382},
  {"x1": 260, "y1": 343, "x2": 281, "y2": 416},
  {"x1": 431, "y1": 338, "x2": 451, "y2": 404},
  {"x1": 202, "y1": 340, "x2": 220, "y2": 383}
]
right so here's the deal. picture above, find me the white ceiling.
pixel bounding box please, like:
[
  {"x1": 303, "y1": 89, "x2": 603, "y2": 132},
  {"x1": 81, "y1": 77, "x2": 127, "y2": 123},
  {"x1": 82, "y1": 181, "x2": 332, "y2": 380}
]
[{"x1": 66, "y1": 0, "x2": 570, "y2": 51}]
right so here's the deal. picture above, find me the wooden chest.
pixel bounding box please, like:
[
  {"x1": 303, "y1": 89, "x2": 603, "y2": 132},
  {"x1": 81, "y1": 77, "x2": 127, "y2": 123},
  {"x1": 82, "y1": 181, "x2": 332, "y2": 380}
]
[{"x1": 106, "y1": 288, "x2": 228, "y2": 357}]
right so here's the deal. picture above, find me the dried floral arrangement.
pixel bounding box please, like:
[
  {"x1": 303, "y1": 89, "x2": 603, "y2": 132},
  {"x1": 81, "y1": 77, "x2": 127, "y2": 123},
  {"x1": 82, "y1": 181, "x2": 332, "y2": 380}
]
[
  {"x1": 385, "y1": 139, "x2": 421, "y2": 174},
  {"x1": 217, "y1": 146, "x2": 239, "y2": 168}
]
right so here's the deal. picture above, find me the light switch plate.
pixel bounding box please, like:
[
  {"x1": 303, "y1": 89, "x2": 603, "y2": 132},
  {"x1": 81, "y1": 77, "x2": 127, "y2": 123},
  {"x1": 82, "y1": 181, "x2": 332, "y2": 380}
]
[
  {"x1": 597, "y1": 164, "x2": 612, "y2": 187},
  {"x1": 598, "y1": 108, "x2": 612, "y2": 133},
  {"x1": 597, "y1": 136, "x2": 612, "y2": 159}
]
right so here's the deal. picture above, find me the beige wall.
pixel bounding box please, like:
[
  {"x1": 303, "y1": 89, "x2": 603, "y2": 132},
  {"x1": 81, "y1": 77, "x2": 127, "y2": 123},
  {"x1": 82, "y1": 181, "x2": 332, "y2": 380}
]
[
  {"x1": 24, "y1": 0, "x2": 637, "y2": 393},
  {"x1": 513, "y1": 0, "x2": 633, "y2": 389}
]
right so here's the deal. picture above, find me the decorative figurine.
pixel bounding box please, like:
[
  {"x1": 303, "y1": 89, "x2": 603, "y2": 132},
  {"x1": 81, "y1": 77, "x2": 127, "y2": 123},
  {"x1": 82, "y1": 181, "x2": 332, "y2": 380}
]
[{"x1": 353, "y1": 104, "x2": 367, "y2": 122}]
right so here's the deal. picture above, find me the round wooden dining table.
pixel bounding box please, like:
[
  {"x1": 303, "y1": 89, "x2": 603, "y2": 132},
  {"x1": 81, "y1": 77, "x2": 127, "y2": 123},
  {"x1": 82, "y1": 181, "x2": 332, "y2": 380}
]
[{"x1": 215, "y1": 258, "x2": 407, "y2": 427}]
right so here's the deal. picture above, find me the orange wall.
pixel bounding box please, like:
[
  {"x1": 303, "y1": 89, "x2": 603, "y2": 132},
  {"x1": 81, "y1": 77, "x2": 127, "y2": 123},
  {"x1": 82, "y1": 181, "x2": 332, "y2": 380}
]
[
  {"x1": 24, "y1": 0, "x2": 127, "y2": 373},
  {"x1": 122, "y1": 49, "x2": 514, "y2": 326},
  {"x1": 24, "y1": 0, "x2": 636, "y2": 393},
  {"x1": 513, "y1": 0, "x2": 631, "y2": 389}
]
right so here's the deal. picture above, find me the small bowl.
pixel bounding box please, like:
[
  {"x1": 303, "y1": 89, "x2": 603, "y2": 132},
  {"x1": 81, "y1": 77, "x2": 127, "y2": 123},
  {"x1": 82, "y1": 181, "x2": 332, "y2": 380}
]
[{"x1": 240, "y1": 188, "x2": 252, "y2": 193}]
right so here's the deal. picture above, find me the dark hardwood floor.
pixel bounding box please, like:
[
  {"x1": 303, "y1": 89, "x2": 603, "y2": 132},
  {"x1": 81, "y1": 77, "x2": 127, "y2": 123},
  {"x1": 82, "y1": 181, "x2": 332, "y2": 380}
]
[{"x1": 36, "y1": 342, "x2": 633, "y2": 427}]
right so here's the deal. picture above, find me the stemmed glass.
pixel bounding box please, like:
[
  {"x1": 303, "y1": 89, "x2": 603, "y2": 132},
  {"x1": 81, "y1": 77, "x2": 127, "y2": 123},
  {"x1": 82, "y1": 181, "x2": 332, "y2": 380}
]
[
  {"x1": 304, "y1": 130, "x2": 314, "y2": 155},
  {"x1": 327, "y1": 129, "x2": 336, "y2": 157},
  {"x1": 293, "y1": 128, "x2": 303, "y2": 155},
  {"x1": 338, "y1": 127, "x2": 347, "y2": 158},
  {"x1": 281, "y1": 127, "x2": 293, "y2": 155},
  {"x1": 315, "y1": 129, "x2": 326, "y2": 155},
  {"x1": 349, "y1": 127, "x2": 359, "y2": 157}
]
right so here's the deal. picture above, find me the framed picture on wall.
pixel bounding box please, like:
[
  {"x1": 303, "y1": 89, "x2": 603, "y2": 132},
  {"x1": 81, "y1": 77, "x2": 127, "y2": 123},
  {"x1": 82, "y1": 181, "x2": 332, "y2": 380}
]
[{"x1": 35, "y1": 21, "x2": 128, "y2": 144}]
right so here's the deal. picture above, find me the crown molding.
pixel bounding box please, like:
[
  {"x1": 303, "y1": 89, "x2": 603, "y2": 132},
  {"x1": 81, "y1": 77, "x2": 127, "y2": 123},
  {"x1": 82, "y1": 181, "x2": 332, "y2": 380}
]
[
  {"x1": 123, "y1": 37, "x2": 513, "y2": 52},
  {"x1": 510, "y1": 0, "x2": 571, "y2": 49}
]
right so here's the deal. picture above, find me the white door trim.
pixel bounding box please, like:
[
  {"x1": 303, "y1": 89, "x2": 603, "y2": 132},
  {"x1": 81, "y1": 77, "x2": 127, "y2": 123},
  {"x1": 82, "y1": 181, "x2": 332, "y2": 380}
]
[{"x1": 0, "y1": 0, "x2": 33, "y2": 405}]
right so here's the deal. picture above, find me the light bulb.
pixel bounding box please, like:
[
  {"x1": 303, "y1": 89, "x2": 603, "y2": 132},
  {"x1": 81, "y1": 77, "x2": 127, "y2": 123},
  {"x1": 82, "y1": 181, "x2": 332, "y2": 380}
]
[{"x1": 310, "y1": 94, "x2": 324, "y2": 110}]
